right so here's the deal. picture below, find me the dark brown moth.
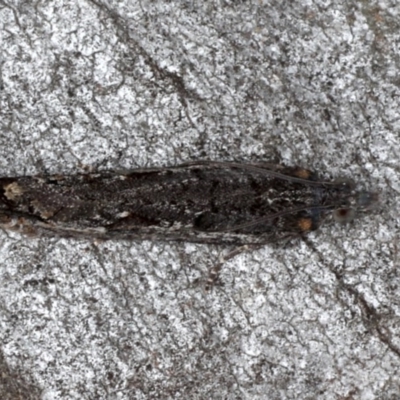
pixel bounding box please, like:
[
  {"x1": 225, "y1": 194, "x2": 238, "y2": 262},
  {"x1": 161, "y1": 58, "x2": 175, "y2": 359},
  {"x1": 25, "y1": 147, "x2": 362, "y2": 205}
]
[{"x1": 0, "y1": 161, "x2": 378, "y2": 244}]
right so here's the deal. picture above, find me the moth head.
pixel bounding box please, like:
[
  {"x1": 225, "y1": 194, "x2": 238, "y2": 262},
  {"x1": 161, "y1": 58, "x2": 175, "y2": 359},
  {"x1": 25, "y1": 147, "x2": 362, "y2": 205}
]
[{"x1": 333, "y1": 190, "x2": 379, "y2": 223}]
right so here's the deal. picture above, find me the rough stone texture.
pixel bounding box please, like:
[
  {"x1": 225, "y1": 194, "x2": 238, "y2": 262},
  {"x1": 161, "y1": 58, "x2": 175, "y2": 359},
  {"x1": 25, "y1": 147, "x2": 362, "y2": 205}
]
[
  {"x1": 0, "y1": 1, "x2": 399, "y2": 399},
  {"x1": 0, "y1": 348, "x2": 42, "y2": 400}
]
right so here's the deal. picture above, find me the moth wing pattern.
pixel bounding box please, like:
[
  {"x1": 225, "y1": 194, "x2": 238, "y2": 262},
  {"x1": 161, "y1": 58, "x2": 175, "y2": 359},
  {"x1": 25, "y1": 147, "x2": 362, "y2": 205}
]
[{"x1": 0, "y1": 161, "x2": 375, "y2": 245}]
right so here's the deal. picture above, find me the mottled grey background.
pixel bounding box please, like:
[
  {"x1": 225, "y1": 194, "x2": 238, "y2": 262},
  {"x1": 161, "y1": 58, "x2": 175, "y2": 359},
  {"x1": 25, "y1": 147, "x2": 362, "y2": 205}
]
[{"x1": 0, "y1": 1, "x2": 400, "y2": 399}]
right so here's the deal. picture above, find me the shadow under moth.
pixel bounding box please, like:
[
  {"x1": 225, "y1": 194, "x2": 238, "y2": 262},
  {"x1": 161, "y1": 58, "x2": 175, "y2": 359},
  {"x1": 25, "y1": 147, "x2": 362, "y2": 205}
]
[{"x1": 0, "y1": 161, "x2": 378, "y2": 244}]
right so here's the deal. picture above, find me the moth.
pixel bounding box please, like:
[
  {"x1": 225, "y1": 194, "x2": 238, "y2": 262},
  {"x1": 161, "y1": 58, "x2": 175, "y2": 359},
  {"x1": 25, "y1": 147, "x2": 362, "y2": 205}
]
[{"x1": 0, "y1": 161, "x2": 378, "y2": 244}]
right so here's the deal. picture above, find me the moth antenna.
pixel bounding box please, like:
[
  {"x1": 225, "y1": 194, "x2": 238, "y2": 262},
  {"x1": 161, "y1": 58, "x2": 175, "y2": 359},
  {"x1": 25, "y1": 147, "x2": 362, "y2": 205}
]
[
  {"x1": 211, "y1": 204, "x2": 335, "y2": 233},
  {"x1": 181, "y1": 160, "x2": 343, "y2": 187}
]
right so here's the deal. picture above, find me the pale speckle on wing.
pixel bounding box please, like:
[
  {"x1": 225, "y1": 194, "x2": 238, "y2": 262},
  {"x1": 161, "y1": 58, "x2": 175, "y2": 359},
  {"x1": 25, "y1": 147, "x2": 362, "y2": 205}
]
[
  {"x1": 3, "y1": 182, "x2": 24, "y2": 201},
  {"x1": 116, "y1": 211, "x2": 131, "y2": 218}
]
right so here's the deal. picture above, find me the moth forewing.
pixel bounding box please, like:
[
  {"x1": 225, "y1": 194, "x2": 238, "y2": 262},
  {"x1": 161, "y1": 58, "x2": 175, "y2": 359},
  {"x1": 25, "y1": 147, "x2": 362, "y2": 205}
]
[{"x1": 0, "y1": 162, "x2": 378, "y2": 244}]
